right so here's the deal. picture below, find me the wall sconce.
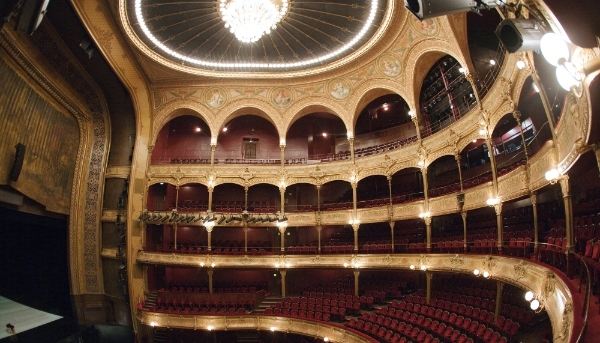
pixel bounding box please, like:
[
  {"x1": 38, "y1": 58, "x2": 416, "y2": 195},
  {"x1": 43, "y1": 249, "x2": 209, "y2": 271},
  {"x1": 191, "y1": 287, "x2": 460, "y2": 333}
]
[
  {"x1": 207, "y1": 325, "x2": 213, "y2": 331},
  {"x1": 486, "y1": 197, "x2": 500, "y2": 206},
  {"x1": 348, "y1": 218, "x2": 360, "y2": 225},
  {"x1": 419, "y1": 212, "x2": 431, "y2": 219},
  {"x1": 150, "y1": 321, "x2": 156, "y2": 327},
  {"x1": 473, "y1": 269, "x2": 491, "y2": 278},
  {"x1": 408, "y1": 110, "x2": 416, "y2": 119},
  {"x1": 516, "y1": 59, "x2": 527, "y2": 69},
  {"x1": 545, "y1": 168, "x2": 561, "y2": 184},
  {"x1": 347, "y1": 131, "x2": 354, "y2": 139},
  {"x1": 420, "y1": 265, "x2": 427, "y2": 271},
  {"x1": 324, "y1": 338, "x2": 329, "y2": 342},
  {"x1": 204, "y1": 220, "x2": 215, "y2": 230},
  {"x1": 210, "y1": 263, "x2": 215, "y2": 268},
  {"x1": 270, "y1": 327, "x2": 276, "y2": 332},
  {"x1": 210, "y1": 137, "x2": 217, "y2": 145},
  {"x1": 524, "y1": 290, "x2": 544, "y2": 312},
  {"x1": 280, "y1": 138, "x2": 286, "y2": 146},
  {"x1": 276, "y1": 220, "x2": 288, "y2": 229},
  {"x1": 478, "y1": 129, "x2": 487, "y2": 136},
  {"x1": 200, "y1": 262, "x2": 205, "y2": 267},
  {"x1": 410, "y1": 264, "x2": 416, "y2": 270}
]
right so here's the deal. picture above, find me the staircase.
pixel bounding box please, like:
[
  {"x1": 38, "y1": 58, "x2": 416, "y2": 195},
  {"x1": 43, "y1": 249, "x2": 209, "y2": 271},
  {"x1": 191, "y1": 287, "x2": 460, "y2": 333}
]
[
  {"x1": 252, "y1": 295, "x2": 283, "y2": 314},
  {"x1": 145, "y1": 291, "x2": 158, "y2": 310}
]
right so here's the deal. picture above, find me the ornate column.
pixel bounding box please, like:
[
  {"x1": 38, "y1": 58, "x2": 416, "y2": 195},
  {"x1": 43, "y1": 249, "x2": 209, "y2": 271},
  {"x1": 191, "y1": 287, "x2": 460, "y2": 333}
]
[
  {"x1": 175, "y1": 185, "x2": 180, "y2": 210},
  {"x1": 426, "y1": 271, "x2": 433, "y2": 304},
  {"x1": 352, "y1": 223, "x2": 360, "y2": 252},
  {"x1": 513, "y1": 111, "x2": 529, "y2": 162},
  {"x1": 424, "y1": 216, "x2": 432, "y2": 252},
  {"x1": 245, "y1": 186, "x2": 249, "y2": 211},
  {"x1": 280, "y1": 144, "x2": 286, "y2": 168},
  {"x1": 349, "y1": 136, "x2": 355, "y2": 162},
  {"x1": 317, "y1": 225, "x2": 322, "y2": 253},
  {"x1": 207, "y1": 185, "x2": 214, "y2": 212},
  {"x1": 244, "y1": 225, "x2": 248, "y2": 252},
  {"x1": 389, "y1": 220, "x2": 395, "y2": 253},
  {"x1": 316, "y1": 185, "x2": 321, "y2": 212},
  {"x1": 531, "y1": 192, "x2": 539, "y2": 254},
  {"x1": 280, "y1": 270, "x2": 287, "y2": 297},
  {"x1": 173, "y1": 224, "x2": 178, "y2": 250},
  {"x1": 485, "y1": 137, "x2": 500, "y2": 196},
  {"x1": 461, "y1": 211, "x2": 468, "y2": 253},
  {"x1": 455, "y1": 154, "x2": 464, "y2": 192},
  {"x1": 494, "y1": 281, "x2": 504, "y2": 321},
  {"x1": 205, "y1": 222, "x2": 214, "y2": 252},
  {"x1": 494, "y1": 202, "x2": 504, "y2": 254},
  {"x1": 210, "y1": 143, "x2": 217, "y2": 167},
  {"x1": 207, "y1": 269, "x2": 214, "y2": 294},
  {"x1": 421, "y1": 167, "x2": 429, "y2": 204},
  {"x1": 409, "y1": 111, "x2": 421, "y2": 141},
  {"x1": 278, "y1": 223, "x2": 287, "y2": 253},
  {"x1": 354, "y1": 270, "x2": 360, "y2": 296},
  {"x1": 279, "y1": 183, "x2": 286, "y2": 215},
  {"x1": 560, "y1": 176, "x2": 575, "y2": 277}
]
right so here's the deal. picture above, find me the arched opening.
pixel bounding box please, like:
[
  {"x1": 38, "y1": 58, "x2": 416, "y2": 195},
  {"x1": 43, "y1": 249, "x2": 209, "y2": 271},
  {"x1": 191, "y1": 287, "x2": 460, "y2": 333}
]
[
  {"x1": 213, "y1": 183, "x2": 245, "y2": 212},
  {"x1": 147, "y1": 182, "x2": 177, "y2": 211},
  {"x1": 151, "y1": 115, "x2": 212, "y2": 164},
  {"x1": 178, "y1": 183, "x2": 209, "y2": 212},
  {"x1": 356, "y1": 175, "x2": 390, "y2": 208},
  {"x1": 286, "y1": 112, "x2": 346, "y2": 163},
  {"x1": 419, "y1": 55, "x2": 476, "y2": 137},
  {"x1": 321, "y1": 180, "x2": 353, "y2": 210},
  {"x1": 286, "y1": 183, "x2": 318, "y2": 213},
  {"x1": 490, "y1": 113, "x2": 529, "y2": 177},
  {"x1": 458, "y1": 140, "x2": 493, "y2": 190},
  {"x1": 515, "y1": 77, "x2": 554, "y2": 156},
  {"x1": 216, "y1": 115, "x2": 280, "y2": 164},
  {"x1": 427, "y1": 155, "x2": 461, "y2": 197},
  {"x1": 390, "y1": 168, "x2": 424, "y2": 204},
  {"x1": 353, "y1": 94, "x2": 417, "y2": 157},
  {"x1": 467, "y1": 8, "x2": 505, "y2": 97}
]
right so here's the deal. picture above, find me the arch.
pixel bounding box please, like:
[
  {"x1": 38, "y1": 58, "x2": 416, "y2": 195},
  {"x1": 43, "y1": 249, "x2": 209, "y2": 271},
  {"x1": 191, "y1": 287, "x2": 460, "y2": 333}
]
[
  {"x1": 405, "y1": 39, "x2": 469, "y2": 124},
  {"x1": 152, "y1": 103, "x2": 214, "y2": 146},
  {"x1": 284, "y1": 97, "x2": 348, "y2": 135},
  {"x1": 216, "y1": 99, "x2": 284, "y2": 139},
  {"x1": 347, "y1": 80, "x2": 412, "y2": 129}
]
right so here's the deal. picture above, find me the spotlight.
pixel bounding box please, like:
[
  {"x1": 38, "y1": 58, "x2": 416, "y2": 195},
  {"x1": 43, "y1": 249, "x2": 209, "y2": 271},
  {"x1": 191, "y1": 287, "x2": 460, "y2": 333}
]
[{"x1": 217, "y1": 214, "x2": 226, "y2": 224}]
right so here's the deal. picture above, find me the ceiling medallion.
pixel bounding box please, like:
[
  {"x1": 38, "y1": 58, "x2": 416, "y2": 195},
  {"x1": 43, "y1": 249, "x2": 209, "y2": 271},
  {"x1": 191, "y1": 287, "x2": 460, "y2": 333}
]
[
  {"x1": 132, "y1": 0, "x2": 382, "y2": 71},
  {"x1": 219, "y1": 0, "x2": 288, "y2": 43}
]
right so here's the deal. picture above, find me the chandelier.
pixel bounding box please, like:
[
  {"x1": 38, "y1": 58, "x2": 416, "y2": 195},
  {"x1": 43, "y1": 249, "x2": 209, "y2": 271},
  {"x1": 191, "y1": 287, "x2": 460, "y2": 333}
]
[{"x1": 219, "y1": 0, "x2": 289, "y2": 43}]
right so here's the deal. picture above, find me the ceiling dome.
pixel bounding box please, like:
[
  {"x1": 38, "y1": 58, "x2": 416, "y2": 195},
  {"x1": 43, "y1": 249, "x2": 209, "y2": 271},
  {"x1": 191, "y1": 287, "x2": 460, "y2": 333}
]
[{"x1": 124, "y1": 0, "x2": 390, "y2": 77}]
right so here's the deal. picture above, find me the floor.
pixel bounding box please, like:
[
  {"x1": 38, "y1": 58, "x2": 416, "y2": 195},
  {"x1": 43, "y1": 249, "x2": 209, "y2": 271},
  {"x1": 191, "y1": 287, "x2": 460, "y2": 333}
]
[{"x1": 0, "y1": 296, "x2": 62, "y2": 339}]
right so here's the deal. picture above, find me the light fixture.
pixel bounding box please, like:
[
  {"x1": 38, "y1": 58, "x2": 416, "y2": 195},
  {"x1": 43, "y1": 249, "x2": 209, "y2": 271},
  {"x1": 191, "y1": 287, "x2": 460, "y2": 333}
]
[
  {"x1": 473, "y1": 269, "x2": 480, "y2": 276},
  {"x1": 222, "y1": 127, "x2": 228, "y2": 132},
  {"x1": 207, "y1": 326, "x2": 213, "y2": 331},
  {"x1": 200, "y1": 262, "x2": 205, "y2": 267},
  {"x1": 195, "y1": 127, "x2": 201, "y2": 132},
  {"x1": 211, "y1": 263, "x2": 216, "y2": 268},
  {"x1": 516, "y1": 60, "x2": 526, "y2": 69},
  {"x1": 344, "y1": 263, "x2": 349, "y2": 267},
  {"x1": 417, "y1": 160, "x2": 424, "y2": 167},
  {"x1": 410, "y1": 264, "x2": 416, "y2": 270},
  {"x1": 524, "y1": 290, "x2": 544, "y2": 313},
  {"x1": 348, "y1": 218, "x2": 360, "y2": 225},
  {"x1": 408, "y1": 110, "x2": 416, "y2": 118},
  {"x1": 218, "y1": 0, "x2": 288, "y2": 43},
  {"x1": 486, "y1": 197, "x2": 500, "y2": 206},
  {"x1": 420, "y1": 265, "x2": 427, "y2": 271},
  {"x1": 150, "y1": 321, "x2": 156, "y2": 327},
  {"x1": 324, "y1": 338, "x2": 329, "y2": 342},
  {"x1": 482, "y1": 270, "x2": 490, "y2": 278},
  {"x1": 419, "y1": 212, "x2": 430, "y2": 219},
  {"x1": 540, "y1": 33, "x2": 570, "y2": 67},
  {"x1": 545, "y1": 168, "x2": 561, "y2": 184},
  {"x1": 458, "y1": 67, "x2": 466, "y2": 73},
  {"x1": 347, "y1": 131, "x2": 354, "y2": 139},
  {"x1": 478, "y1": 129, "x2": 487, "y2": 136},
  {"x1": 473, "y1": 269, "x2": 490, "y2": 278},
  {"x1": 489, "y1": 59, "x2": 496, "y2": 66},
  {"x1": 270, "y1": 326, "x2": 276, "y2": 332}
]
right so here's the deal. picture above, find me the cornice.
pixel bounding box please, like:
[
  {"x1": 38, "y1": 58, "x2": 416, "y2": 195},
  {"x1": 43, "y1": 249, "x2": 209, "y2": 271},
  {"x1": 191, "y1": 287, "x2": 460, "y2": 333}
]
[{"x1": 106, "y1": 166, "x2": 131, "y2": 179}]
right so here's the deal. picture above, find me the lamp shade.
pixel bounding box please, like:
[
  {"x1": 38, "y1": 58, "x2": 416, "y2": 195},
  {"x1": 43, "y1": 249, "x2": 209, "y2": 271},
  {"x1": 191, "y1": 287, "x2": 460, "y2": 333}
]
[
  {"x1": 540, "y1": 33, "x2": 569, "y2": 66},
  {"x1": 556, "y1": 63, "x2": 581, "y2": 91}
]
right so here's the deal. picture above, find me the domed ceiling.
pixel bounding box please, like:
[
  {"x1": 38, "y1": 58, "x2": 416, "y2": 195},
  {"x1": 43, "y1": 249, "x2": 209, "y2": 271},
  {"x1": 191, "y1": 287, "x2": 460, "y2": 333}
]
[{"x1": 123, "y1": 0, "x2": 390, "y2": 77}]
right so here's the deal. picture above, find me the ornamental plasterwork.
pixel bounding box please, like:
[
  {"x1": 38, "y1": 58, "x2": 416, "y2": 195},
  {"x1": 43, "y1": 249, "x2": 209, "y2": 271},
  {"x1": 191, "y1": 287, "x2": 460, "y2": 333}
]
[
  {"x1": 556, "y1": 91, "x2": 590, "y2": 172},
  {"x1": 105, "y1": 166, "x2": 131, "y2": 179},
  {"x1": 428, "y1": 195, "x2": 459, "y2": 215},
  {"x1": 513, "y1": 260, "x2": 528, "y2": 280},
  {"x1": 498, "y1": 169, "x2": 529, "y2": 199},
  {"x1": 447, "y1": 254, "x2": 465, "y2": 268}
]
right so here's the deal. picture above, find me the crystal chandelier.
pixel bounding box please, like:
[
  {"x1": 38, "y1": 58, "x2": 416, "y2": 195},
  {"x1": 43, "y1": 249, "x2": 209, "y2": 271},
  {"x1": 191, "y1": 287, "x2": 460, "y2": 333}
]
[{"x1": 219, "y1": 0, "x2": 288, "y2": 43}]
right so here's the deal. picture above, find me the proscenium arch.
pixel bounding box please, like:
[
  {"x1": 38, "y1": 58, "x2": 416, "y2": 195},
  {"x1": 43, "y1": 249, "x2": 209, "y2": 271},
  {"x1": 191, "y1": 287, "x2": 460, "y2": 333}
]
[
  {"x1": 348, "y1": 80, "x2": 413, "y2": 129},
  {"x1": 283, "y1": 98, "x2": 349, "y2": 136},
  {"x1": 152, "y1": 104, "x2": 214, "y2": 147},
  {"x1": 215, "y1": 99, "x2": 284, "y2": 139}
]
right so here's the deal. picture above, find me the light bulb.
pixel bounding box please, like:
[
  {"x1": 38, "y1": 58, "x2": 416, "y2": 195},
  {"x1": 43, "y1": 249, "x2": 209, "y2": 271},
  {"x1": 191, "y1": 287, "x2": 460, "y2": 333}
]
[
  {"x1": 540, "y1": 33, "x2": 569, "y2": 67},
  {"x1": 410, "y1": 264, "x2": 415, "y2": 270},
  {"x1": 530, "y1": 299, "x2": 540, "y2": 311},
  {"x1": 516, "y1": 60, "x2": 526, "y2": 69},
  {"x1": 473, "y1": 269, "x2": 480, "y2": 276},
  {"x1": 483, "y1": 271, "x2": 490, "y2": 278},
  {"x1": 525, "y1": 291, "x2": 534, "y2": 301},
  {"x1": 420, "y1": 265, "x2": 426, "y2": 271}
]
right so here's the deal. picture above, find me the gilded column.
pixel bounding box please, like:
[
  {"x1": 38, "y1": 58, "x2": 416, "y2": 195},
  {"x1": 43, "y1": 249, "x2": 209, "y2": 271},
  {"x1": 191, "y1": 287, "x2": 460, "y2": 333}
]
[
  {"x1": 280, "y1": 270, "x2": 287, "y2": 297},
  {"x1": 424, "y1": 216, "x2": 432, "y2": 252},
  {"x1": 531, "y1": 192, "x2": 539, "y2": 254},
  {"x1": 280, "y1": 144, "x2": 285, "y2": 168},
  {"x1": 410, "y1": 111, "x2": 421, "y2": 141},
  {"x1": 461, "y1": 211, "x2": 468, "y2": 253},
  {"x1": 426, "y1": 271, "x2": 433, "y2": 304},
  {"x1": 317, "y1": 225, "x2": 322, "y2": 253},
  {"x1": 455, "y1": 154, "x2": 464, "y2": 192},
  {"x1": 207, "y1": 269, "x2": 214, "y2": 294},
  {"x1": 173, "y1": 224, "x2": 178, "y2": 250},
  {"x1": 207, "y1": 186, "x2": 214, "y2": 212},
  {"x1": 389, "y1": 220, "x2": 395, "y2": 253},
  {"x1": 279, "y1": 225, "x2": 287, "y2": 253},
  {"x1": 279, "y1": 183, "x2": 286, "y2": 215},
  {"x1": 560, "y1": 176, "x2": 574, "y2": 277},
  {"x1": 494, "y1": 281, "x2": 504, "y2": 321},
  {"x1": 352, "y1": 223, "x2": 360, "y2": 252},
  {"x1": 354, "y1": 271, "x2": 360, "y2": 296},
  {"x1": 494, "y1": 203, "x2": 503, "y2": 254},
  {"x1": 349, "y1": 137, "x2": 355, "y2": 162},
  {"x1": 206, "y1": 223, "x2": 214, "y2": 252},
  {"x1": 210, "y1": 143, "x2": 216, "y2": 167},
  {"x1": 175, "y1": 185, "x2": 180, "y2": 210},
  {"x1": 513, "y1": 111, "x2": 529, "y2": 162}
]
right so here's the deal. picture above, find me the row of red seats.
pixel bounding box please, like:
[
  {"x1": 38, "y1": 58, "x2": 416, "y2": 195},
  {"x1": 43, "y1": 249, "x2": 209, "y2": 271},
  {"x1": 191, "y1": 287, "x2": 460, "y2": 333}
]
[
  {"x1": 142, "y1": 302, "x2": 248, "y2": 315},
  {"x1": 263, "y1": 308, "x2": 335, "y2": 321}
]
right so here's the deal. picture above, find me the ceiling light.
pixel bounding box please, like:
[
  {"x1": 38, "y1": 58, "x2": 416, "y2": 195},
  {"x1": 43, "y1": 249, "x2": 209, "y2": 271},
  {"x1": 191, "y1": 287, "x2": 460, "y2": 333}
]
[
  {"x1": 220, "y1": 0, "x2": 288, "y2": 43},
  {"x1": 458, "y1": 67, "x2": 466, "y2": 73},
  {"x1": 473, "y1": 269, "x2": 480, "y2": 276},
  {"x1": 486, "y1": 197, "x2": 500, "y2": 206},
  {"x1": 489, "y1": 59, "x2": 496, "y2": 66},
  {"x1": 207, "y1": 326, "x2": 213, "y2": 331},
  {"x1": 322, "y1": 132, "x2": 327, "y2": 137},
  {"x1": 532, "y1": 83, "x2": 540, "y2": 93},
  {"x1": 530, "y1": 299, "x2": 540, "y2": 311},
  {"x1": 134, "y1": 0, "x2": 379, "y2": 70},
  {"x1": 482, "y1": 270, "x2": 490, "y2": 278},
  {"x1": 540, "y1": 33, "x2": 570, "y2": 67},
  {"x1": 270, "y1": 326, "x2": 276, "y2": 332},
  {"x1": 410, "y1": 265, "x2": 415, "y2": 270},
  {"x1": 516, "y1": 60, "x2": 526, "y2": 69},
  {"x1": 324, "y1": 338, "x2": 329, "y2": 342},
  {"x1": 420, "y1": 265, "x2": 426, "y2": 271},
  {"x1": 195, "y1": 127, "x2": 201, "y2": 132},
  {"x1": 525, "y1": 291, "x2": 534, "y2": 302},
  {"x1": 222, "y1": 127, "x2": 228, "y2": 132}
]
